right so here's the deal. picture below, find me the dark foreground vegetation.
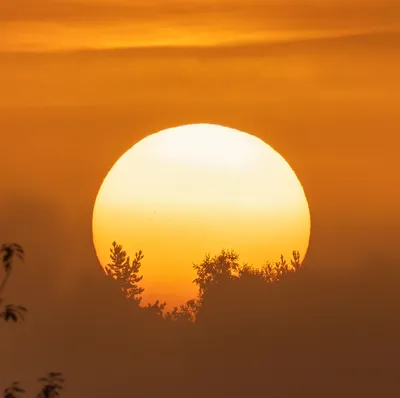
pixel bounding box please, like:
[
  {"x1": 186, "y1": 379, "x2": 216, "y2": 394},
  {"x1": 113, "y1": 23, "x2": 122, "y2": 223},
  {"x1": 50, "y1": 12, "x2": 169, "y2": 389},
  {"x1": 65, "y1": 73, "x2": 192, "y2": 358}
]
[{"x1": 2, "y1": 241, "x2": 400, "y2": 397}]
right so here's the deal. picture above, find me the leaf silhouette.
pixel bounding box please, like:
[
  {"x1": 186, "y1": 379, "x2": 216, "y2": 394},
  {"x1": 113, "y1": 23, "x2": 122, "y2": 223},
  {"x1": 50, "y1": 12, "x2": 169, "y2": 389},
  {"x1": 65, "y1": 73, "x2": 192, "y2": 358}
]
[
  {"x1": 0, "y1": 243, "x2": 24, "y2": 298},
  {"x1": 37, "y1": 372, "x2": 65, "y2": 398},
  {"x1": 4, "y1": 381, "x2": 25, "y2": 398},
  {"x1": 0, "y1": 305, "x2": 28, "y2": 323}
]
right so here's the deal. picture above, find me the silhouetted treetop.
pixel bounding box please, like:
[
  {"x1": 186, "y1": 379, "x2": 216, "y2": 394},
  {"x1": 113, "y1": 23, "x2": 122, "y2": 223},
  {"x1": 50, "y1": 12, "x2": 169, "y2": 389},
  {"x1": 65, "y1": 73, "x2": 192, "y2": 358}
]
[
  {"x1": 261, "y1": 250, "x2": 302, "y2": 283},
  {"x1": 145, "y1": 300, "x2": 167, "y2": 317},
  {"x1": 193, "y1": 249, "x2": 241, "y2": 298},
  {"x1": 165, "y1": 299, "x2": 198, "y2": 323},
  {"x1": 103, "y1": 242, "x2": 303, "y2": 324},
  {"x1": 106, "y1": 241, "x2": 145, "y2": 304}
]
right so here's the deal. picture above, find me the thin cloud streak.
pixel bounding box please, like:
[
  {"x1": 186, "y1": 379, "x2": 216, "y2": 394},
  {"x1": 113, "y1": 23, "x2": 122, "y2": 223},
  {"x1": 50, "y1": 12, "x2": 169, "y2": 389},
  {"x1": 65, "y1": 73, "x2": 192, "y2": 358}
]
[{"x1": 0, "y1": 0, "x2": 398, "y2": 52}]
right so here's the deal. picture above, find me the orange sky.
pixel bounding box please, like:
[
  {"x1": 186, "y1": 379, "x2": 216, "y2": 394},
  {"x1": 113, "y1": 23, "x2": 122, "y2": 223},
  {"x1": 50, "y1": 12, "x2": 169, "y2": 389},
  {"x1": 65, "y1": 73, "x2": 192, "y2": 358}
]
[
  {"x1": 1, "y1": 27, "x2": 399, "y2": 280},
  {"x1": 1, "y1": 0, "x2": 400, "y2": 395},
  {"x1": 0, "y1": 0, "x2": 399, "y2": 51}
]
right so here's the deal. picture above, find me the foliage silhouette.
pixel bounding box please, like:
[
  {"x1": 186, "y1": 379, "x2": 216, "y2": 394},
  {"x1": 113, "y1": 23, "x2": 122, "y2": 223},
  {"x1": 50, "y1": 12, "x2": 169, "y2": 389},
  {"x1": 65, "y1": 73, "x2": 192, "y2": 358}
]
[
  {"x1": 37, "y1": 373, "x2": 65, "y2": 398},
  {"x1": 232, "y1": 250, "x2": 303, "y2": 285},
  {"x1": 4, "y1": 382, "x2": 25, "y2": 398},
  {"x1": 106, "y1": 241, "x2": 145, "y2": 304},
  {"x1": 105, "y1": 242, "x2": 304, "y2": 323},
  {"x1": 0, "y1": 243, "x2": 24, "y2": 298},
  {"x1": 1, "y1": 243, "x2": 64, "y2": 396},
  {"x1": 165, "y1": 299, "x2": 198, "y2": 322},
  {"x1": 0, "y1": 304, "x2": 27, "y2": 323},
  {"x1": 193, "y1": 249, "x2": 302, "y2": 299},
  {"x1": 0, "y1": 243, "x2": 26, "y2": 323},
  {"x1": 192, "y1": 249, "x2": 304, "y2": 324},
  {"x1": 145, "y1": 299, "x2": 167, "y2": 317},
  {"x1": 262, "y1": 250, "x2": 302, "y2": 282},
  {"x1": 1, "y1": 243, "x2": 28, "y2": 395},
  {"x1": 193, "y1": 249, "x2": 241, "y2": 299},
  {"x1": 6, "y1": 237, "x2": 400, "y2": 397}
]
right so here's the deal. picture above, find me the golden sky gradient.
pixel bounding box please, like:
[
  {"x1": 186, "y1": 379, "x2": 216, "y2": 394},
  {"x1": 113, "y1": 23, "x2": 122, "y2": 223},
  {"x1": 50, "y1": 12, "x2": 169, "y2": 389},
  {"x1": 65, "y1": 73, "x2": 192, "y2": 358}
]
[
  {"x1": 1, "y1": 0, "x2": 399, "y2": 51},
  {"x1": 92, "y1": 124, "x2": 310, "y2": 306},
  {"x1": 1, "y1": 1, "x2": 400, "y2": 395}
]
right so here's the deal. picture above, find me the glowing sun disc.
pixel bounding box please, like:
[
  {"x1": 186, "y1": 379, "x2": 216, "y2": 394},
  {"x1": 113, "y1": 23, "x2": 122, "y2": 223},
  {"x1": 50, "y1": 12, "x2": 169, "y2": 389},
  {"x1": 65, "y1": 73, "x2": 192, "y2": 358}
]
[{"x1": 92, "y1": 124, "x2": 311, "y2": 307}]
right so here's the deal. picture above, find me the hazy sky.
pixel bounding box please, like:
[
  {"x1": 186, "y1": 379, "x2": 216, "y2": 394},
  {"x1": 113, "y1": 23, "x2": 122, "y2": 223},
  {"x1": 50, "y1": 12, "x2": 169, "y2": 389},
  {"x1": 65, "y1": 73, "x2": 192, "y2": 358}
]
[
  {"x1": 1, "y1": 1, "x2": 400, "y2": 395},
  {"x1": 1, "y1": 0, "x2": 399, "y2": 51},
  {"x1": 1, "y1": 0, "x2": 399, "y2": 292}
]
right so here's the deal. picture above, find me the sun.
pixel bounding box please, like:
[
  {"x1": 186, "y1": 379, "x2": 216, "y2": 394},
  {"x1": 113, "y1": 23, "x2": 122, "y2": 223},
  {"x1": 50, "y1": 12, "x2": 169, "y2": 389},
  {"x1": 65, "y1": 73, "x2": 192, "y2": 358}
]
[{"x1": 92, "y1": 124, "x2": 311, "y2": 307}]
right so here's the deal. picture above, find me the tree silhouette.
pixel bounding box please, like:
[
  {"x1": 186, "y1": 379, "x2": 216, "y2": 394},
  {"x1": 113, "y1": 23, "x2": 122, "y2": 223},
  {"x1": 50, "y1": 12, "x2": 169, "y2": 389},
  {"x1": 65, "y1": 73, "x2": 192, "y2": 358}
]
[
  {"x1": 103, "y1": 243, "x2": 303, "y2": 325},
  {"x1": 261, "y1": 250, "x2": 302, "y2": 283},
  {"x1": 37, "y1": 372, "x2": 64, "y2": 398},
  {"x1": 165, "y1": 299, "x2": 198, "y2": 322},
  {"x1": 4, "y1": 382, "x2": 25, "y2": 398},
  {"x1": 106, "y1": 241, "x2": 145, "y2": 304},
  {"x1": 193, "y1": 249, "x2": 302, "y2": 291},
  {"x1": 193, "y1": 249, "x2": 241, "y2": 299},
  {"x1": 145, "y1": 300, "x2": 167, "y2": 317},
  {"x1": 192, "y1": 249, "x2": 304, "y2": 323}
]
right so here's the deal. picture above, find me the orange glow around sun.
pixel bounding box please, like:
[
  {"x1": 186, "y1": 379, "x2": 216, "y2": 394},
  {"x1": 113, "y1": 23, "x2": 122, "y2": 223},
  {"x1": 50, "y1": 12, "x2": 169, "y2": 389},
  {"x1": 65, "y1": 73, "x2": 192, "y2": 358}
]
[{"x1": 92, "y1": 124, "x2": 311, "y2": 307}]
